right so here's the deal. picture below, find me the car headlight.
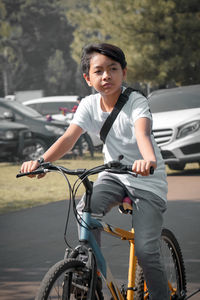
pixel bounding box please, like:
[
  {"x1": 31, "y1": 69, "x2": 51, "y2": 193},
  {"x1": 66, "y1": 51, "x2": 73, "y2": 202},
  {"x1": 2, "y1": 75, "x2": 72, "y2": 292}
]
[
  {"x1": 177, "y1": 120, "x2": 200, "y2": 139},
  {"x1": 5, "y1": 130, "x2": 16, "y2": 139},
  {"x1": 24, "y1": 131, "x2": 32, "y2": 138},
  {"x1": 45, "y1": 125, "x2": 65, "y2": 135}
]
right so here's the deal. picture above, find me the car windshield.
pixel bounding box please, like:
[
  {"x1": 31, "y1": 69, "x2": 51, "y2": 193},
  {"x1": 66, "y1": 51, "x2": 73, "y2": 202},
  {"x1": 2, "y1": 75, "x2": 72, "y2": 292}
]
[
  {"x1": 5, "y1": 101, "x2": 42, "y2": 117},
  {"x1": 149, "y1": 90, "x2": 200, "y2": 113},
  {"x1": 28, "y1": 101, "x2": 77, "y2": 115}
]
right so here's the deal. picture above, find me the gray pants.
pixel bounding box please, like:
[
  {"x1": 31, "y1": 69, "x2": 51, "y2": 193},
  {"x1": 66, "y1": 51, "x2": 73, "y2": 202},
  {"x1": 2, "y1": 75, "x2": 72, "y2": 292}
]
[{"x1": 77, "y1": 174, "x2": 170, "y2": 300}]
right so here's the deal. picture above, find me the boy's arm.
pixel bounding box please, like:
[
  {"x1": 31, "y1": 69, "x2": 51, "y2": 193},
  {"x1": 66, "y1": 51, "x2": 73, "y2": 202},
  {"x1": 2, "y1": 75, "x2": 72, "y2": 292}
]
[
  {"x1": 133, "y1": 117, "x2": 157, "y2": 176},
  {"x1": 42, "y1": 124, "x2": 83, "y2": 162},
  {"x1": 21, "y1": 124, "x2": 83, "y2": 175}
]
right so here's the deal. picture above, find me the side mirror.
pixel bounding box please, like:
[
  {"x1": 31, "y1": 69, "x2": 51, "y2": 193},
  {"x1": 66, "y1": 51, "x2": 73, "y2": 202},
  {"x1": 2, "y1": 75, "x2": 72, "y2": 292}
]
[{"x1": 3, "y1": 111, "x2": 15, "y2": 121}]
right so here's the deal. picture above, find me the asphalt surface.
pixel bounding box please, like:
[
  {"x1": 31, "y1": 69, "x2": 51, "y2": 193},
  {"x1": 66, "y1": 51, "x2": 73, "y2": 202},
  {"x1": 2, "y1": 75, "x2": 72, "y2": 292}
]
[{"x1": 0, "y1": 171, "x2": 200, "y2": 300}]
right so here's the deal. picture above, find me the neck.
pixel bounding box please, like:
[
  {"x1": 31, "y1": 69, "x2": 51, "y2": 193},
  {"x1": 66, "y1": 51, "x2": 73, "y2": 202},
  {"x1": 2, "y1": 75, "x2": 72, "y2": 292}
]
[{"x1": 100, "y1": 89, "x2": 122, "y2": 112}]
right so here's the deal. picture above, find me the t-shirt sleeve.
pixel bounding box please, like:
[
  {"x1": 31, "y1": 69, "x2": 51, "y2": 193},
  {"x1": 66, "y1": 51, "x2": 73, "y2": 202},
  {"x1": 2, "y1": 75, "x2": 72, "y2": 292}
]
[
  {"x1": 131, "y1": 93, "x2": 152, "y2": 123},
  {"x1": 70, "y1": 97, "x2": 92, "y2": 132}
]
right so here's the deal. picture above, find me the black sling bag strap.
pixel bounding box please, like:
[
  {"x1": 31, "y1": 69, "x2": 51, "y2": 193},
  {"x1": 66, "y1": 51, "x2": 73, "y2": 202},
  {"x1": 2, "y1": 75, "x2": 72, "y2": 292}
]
[{"x1": 100, "y1": 87, "x2": 134, "y2": 143}]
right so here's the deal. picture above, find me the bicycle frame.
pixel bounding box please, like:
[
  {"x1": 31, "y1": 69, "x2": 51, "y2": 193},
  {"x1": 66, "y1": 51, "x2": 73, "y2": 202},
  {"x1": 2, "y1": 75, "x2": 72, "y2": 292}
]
[
  {"x1": 16, "y1": 162, "x2": 189, "y2": 300},
  {"x1": 79, "y1": 210, "x2": 142, "y2": 300},
  {"x1": 74, "y1": 170, "x2": 148, "y2": 300}
]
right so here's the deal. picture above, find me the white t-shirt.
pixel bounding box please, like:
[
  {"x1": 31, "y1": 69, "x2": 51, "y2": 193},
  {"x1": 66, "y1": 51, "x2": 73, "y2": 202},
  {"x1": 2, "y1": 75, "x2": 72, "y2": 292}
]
[{"x1": 71, "y1": 89, "x2": 168, "y2": 201}]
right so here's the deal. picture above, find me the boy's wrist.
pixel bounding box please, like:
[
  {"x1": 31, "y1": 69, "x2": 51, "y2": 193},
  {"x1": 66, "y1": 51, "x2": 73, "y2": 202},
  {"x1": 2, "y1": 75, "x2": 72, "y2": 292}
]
[{"x1": 37, "y1": 157, "x2": 45, "y2": 165}]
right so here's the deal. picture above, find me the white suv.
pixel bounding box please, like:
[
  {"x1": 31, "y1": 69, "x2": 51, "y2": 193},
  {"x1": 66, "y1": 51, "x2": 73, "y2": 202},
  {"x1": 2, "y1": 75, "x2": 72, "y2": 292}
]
[
  {"x1": 23, "y1": 96, "x2": 102, "y2": 148},
  {"x1": 149, "y1": 84, "x2": 200, "y2": 170}
]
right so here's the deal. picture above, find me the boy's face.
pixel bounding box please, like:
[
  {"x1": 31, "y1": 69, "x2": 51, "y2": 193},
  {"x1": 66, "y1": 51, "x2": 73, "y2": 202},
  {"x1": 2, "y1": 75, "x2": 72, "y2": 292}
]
[{"x1": 83, "y1": 53, "x2": 127, "y2": 96}]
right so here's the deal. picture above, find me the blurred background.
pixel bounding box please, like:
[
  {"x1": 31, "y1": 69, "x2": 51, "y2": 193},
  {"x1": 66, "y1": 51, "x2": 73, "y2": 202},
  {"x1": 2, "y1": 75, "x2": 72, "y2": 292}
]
[
  {"x1": 0, "y1": 0, "x2": 199, "y2": 98},
  {"x1": 0, "y1": 3, "x2": 200, "y2": 299},
  {"x1": 0, "y1": 0, "x2": 200, "y2": 167}
]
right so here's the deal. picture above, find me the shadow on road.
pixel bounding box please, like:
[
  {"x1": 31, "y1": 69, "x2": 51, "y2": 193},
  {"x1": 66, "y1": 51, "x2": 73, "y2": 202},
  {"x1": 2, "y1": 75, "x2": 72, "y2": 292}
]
[{"x1": 0, "y1": 190, "x2": 200, "y2": 299}]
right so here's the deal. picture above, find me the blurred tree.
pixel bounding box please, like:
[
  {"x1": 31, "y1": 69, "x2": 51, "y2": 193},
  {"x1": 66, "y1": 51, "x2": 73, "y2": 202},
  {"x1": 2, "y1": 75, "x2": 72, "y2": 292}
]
[
  {"x1": 1, "y1": 0, "x2": 199, "y2": 97},
  {"x1": 45, "y1": 49, "x2": 71, "y2": 95},
  {"x1": 0, "y1": 0, "x2": 77, "y2": 96},
  {"x1": 0, "y1": 0, "x2": 25, "y2": 95},
  {"x1": 17, "y1": 0, "x2": 77, "y2": 94},
  {"x1": 66, "y1": 0, "x2": 200, "y2": 89}
]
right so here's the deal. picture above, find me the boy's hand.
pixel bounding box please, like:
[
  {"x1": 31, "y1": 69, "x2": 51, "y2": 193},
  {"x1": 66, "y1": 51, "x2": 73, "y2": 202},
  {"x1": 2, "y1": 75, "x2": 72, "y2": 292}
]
[
  {"x1": 132, "y1": 160, "x2": 157, "y2": 176},
  {"x1": 20, "y1": 160, "x2": 46, "y2": 179}
]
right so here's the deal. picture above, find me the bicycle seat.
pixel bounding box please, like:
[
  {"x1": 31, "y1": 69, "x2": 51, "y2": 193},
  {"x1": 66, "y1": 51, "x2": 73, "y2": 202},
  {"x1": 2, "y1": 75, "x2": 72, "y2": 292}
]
[{"x1": 119, "y1": 197, "x2": 133, "y2": 214}]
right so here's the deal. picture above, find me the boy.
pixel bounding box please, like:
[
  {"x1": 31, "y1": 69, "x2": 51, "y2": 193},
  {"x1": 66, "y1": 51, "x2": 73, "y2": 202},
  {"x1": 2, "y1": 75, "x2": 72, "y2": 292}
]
[{"x1": 21, "y1": 43, "x2": 169, "y2": 299}]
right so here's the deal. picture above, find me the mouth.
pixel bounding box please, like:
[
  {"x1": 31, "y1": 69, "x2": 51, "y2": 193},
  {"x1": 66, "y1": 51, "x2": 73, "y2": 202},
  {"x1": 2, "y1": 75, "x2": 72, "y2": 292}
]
[{"x1": 102, "y1": 83, "x2": 112, "y2": 88}]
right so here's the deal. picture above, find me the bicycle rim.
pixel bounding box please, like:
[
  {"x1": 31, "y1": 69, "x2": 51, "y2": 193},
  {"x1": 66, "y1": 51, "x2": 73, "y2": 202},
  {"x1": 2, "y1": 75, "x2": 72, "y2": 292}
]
[
  {"x1": 161, "y1": 228, "x2": 187, "y2": 299},
  {"x1": 35, "y1": 258, "x2": 103, "y2": 300}
]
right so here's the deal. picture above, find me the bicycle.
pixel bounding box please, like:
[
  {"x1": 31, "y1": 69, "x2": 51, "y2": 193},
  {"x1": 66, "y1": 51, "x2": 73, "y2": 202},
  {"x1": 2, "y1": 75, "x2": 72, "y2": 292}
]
[{"x1": 17, "y1": 159, "x2": 187, "y2": 299}]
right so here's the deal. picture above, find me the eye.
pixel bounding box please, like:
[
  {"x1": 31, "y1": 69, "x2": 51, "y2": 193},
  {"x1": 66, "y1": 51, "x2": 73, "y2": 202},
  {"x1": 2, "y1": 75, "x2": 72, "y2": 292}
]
[{"x1": 94, "y1": 70, "x2": 102, "y2": 74}]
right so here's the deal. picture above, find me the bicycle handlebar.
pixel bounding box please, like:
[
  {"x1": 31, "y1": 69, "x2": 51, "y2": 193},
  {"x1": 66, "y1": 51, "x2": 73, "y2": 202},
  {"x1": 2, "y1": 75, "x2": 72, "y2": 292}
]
[
  {"x1": 16, "y1": 162, "x2": 87, "y2": 178},
  {"x1": 16, "y1": 161, "x2": 154, "y2": 179}
]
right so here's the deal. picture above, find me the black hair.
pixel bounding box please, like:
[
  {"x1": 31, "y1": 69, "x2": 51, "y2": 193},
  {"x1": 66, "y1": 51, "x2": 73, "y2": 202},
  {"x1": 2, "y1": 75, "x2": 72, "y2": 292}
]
[{"x1": 81, "y1": 43, "x2": 127, "y2": 76}]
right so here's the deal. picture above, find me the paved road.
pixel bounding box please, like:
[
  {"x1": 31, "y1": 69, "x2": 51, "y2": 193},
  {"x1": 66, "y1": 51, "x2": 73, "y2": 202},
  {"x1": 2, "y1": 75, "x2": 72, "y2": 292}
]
[{"x1": 0, "y1": 173, "x2": 200, "y2": 299}]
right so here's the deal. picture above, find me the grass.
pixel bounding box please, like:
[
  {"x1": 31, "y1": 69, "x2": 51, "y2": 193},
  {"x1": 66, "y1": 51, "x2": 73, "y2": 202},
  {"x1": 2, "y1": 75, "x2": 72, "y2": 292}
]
[
  {"x1": 0, "y1": 153, "x2": 199, "y2": 214},
  {"x1": 0, "y1": 153, "x2": 104, "y2": 214}
]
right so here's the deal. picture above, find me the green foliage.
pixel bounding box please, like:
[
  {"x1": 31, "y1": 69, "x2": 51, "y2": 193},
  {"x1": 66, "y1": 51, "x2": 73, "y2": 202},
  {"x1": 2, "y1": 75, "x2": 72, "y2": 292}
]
[
  {"x1": 0, "y1": 0, "x2": 77, "y2": 96},
  {"x1": 45, "y1": 49, "x2": 72, "y2": 95},
  {"x1": 67, "y1": 0, "x2": 200, "y2": 88},
  {"x1": 0, "y1": 0, "x2": 199, "y2": 96}
]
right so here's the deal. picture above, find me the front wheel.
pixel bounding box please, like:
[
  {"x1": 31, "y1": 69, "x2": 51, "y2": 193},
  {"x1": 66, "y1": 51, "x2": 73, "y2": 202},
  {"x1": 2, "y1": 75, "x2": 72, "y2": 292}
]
[
  {"x1": 35, "y1": 258, "x2": 103, "y2": 300},
  {"x1": 134, "y1": 228, "x2": 187, "y2": 299}
]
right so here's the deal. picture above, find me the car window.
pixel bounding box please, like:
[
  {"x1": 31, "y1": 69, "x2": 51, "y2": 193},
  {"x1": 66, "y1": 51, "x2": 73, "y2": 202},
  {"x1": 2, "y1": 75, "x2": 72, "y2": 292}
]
[
  {"x1": 11, "y1": 101, "x2": 43, "y2": 117},
  {"x1": 27, "y1": 101, "x2": 77, "y2": 115},
  {"x1": 0, "y1": 105, "x2": 26, "y2": 121},
  {"x1": 28, "y1": 103, "x2": 38, "y2": 111},
  {"x1": 149, "y1": 92, "x2": 200, "y2": 113}
]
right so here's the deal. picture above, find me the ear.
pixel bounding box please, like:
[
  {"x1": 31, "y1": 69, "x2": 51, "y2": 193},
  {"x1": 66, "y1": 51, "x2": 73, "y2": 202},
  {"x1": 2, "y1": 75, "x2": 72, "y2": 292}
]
[
  {"x1": 122, "y1": 67, "x2": 127, "y2": 80},
  {"x1": 83, "y1": 73, "x2": 92, "y2": 87}
]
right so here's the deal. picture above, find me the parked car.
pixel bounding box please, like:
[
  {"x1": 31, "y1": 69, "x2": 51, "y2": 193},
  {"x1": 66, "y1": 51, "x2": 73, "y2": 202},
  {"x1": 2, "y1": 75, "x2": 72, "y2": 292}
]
[
  {"x1": 0, "y1": 120, "x2": 33, "y2": 162},
  {"x1": 149, "y1": 84, "x2": 200, "y2": 170},
  {"x1": 0, "y1": 99, "x2": 94, "y2": 159},
  {"x1": 23, "y1": 96, "x2": 103, "y2": 149},
  {"x1": 23, "y1": 96, "x2": 78, "y2": 117}
]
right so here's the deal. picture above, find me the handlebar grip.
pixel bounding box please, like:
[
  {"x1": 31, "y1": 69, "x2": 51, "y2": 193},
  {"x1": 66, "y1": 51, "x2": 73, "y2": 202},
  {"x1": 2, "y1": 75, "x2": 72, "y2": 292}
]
[
  {"x1": 16, "y1": 168, "x2": 45, "y2": 178},
  {"x1": 125, "y1": 165, "x2": 154, "y2": 174},
  {"x1": 125, "y1": 165, "x2": 133, "y2": 171},
  {"x1": 150, "y1": 166, "x2": 154, "y2": 175}
]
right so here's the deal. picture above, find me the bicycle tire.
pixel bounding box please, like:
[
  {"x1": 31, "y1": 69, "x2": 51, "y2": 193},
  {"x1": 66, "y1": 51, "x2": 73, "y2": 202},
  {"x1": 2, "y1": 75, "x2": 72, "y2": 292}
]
[
  {"x1": 161, "y1": 228, "x2": 187, "y2": 299},
  {"x1": 134, "y1": 228, "x2": 187, "y2": 300},
  {"x1": 35, "y1": 258, "x2": 103, "y2": 300}
]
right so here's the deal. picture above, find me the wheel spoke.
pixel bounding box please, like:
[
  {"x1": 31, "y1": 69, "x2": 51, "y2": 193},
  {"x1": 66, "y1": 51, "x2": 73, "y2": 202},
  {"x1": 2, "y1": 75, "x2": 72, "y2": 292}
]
[{"x1": 35, "y1": 259, "x2": 103, "y2": 299}]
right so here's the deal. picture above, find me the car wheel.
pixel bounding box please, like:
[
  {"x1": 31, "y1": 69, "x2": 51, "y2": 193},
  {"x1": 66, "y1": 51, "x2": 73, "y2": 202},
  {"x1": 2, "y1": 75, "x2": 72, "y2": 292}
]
[
  {"x1": 81, "y1": 133, "x2": 94, "y2": 157},
  {"x1": 167, "y1": 162, "x2": 185, "y2": 171},
  {"x1": 73, "y1": 133, "x2": 94, "y2": 157},
  {"x1": 22, "y1": 139, "x2": 47, "y2": 160}
]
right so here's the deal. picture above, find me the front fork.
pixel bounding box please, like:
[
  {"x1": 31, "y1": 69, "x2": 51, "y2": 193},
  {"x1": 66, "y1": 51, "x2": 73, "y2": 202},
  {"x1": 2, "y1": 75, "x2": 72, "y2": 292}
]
[{"x1": 64, "y1": 245, "x2": 98, "y2": 300}]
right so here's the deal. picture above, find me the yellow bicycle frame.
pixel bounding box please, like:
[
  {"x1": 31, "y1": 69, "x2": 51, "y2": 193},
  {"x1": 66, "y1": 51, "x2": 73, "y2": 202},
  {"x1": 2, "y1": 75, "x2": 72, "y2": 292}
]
[{"x1": 102, "y1": 224, "x2": 148, "y2": 300}]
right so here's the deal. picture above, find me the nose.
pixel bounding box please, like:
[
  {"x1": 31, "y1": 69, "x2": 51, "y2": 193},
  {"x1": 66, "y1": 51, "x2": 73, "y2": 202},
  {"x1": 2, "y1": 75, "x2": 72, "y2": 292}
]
[{"x1": 102, "y1": 70, "x2": 111, "y2": 80}]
